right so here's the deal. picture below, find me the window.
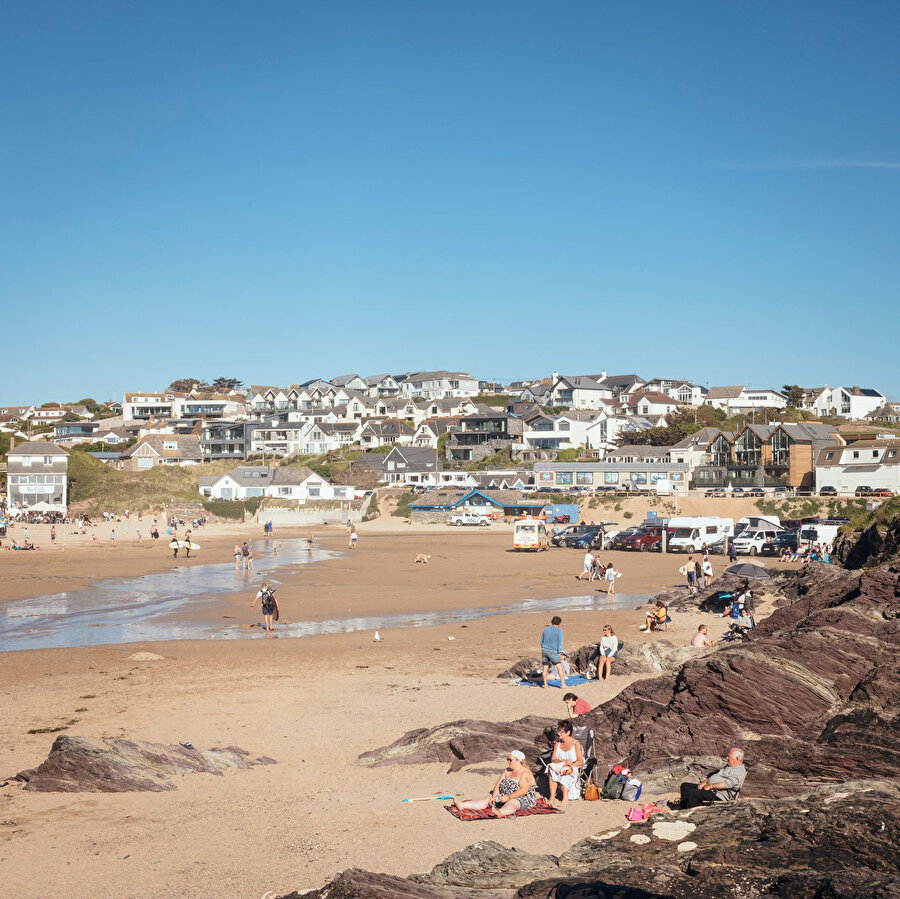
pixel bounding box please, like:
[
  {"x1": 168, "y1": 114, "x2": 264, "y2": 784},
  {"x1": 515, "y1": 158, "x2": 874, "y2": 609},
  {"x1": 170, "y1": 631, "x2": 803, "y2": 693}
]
[
  {"x1": 576, "y1": 471, "x2": 593, "y2": 485},
  {"x1": 308, "y1": 487, "x2": 320, "y2": 497},
  {"x1": 853, "y1": 451, "x2": 859, "y2": 459},
  {"x1": 163, "y1": 441, "x2": 177, "y2": 451},
  {"x1": 43, "y1": 456, "x2": 53, "y2": 465},
  {"x1": 825, "y1": 451, "x2": 834, "y2": 460},
  {"x1": 873, "y1": 450, "x2": 880, "y2": 458},
  {"x1": 558, "y1": 421, "x2": 570, "y2": 431},
  {"x1": 890, "y1": 450, "x2": 897, "y2": 458},
  {"x1": 138, "y1": 458, "x2": 153, "y2": 469},
  {"x1": 556, "y1": 471, "x2": 573, "y2": 485},
  {"x1": 278, "y1": 487, "x2": 292, "y2": 496}
]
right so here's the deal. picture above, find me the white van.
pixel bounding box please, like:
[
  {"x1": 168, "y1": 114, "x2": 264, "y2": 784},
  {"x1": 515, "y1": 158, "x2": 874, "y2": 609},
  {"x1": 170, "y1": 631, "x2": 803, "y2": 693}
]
[
  {"x1": 799, "y1": 522, "x2": 842, "y2": 546},
  {"x1": 732, "y1": 528, "x2": 781, "y2": 556},
  {"x1": 666, "y1": 517, "x2": 734, "y2": 553},
  {"x1": 513, "y1": 518, "x2": 550, "y2": 551}
]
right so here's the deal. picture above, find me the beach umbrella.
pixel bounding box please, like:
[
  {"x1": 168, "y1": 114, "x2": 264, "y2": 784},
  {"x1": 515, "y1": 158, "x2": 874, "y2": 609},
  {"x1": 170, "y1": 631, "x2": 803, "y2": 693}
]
[{"x1": 725, "y1": 563, "x2": 771, "y2": 579}]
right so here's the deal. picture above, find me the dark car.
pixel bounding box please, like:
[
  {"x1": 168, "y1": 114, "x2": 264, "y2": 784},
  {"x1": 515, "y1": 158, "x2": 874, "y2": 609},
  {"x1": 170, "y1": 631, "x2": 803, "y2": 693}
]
[
  {"x1": 622, "y1": 525, "x2": 667, "y2": 552},
  {"x1": 731, "y1": 487, "x2": 746, "y2": 495},
  {"x1": 781, "y1": 518, "x2": 802, "y2": 531},
  {"x1": 760, "y1": 531, "x2": 798, "y2": 556},
  {"x1": 551, "y1": 525, "x2": 596, "y2": 547},
  {"x1": 610, "y1": 527, "x2": 640, "y2": 550},
  {"x1": 569, "y1": 529, "x2": 605, "y2": 550},
  {"x1": 855, "y1": 486, "x2": 873, "y2": 496},
  {"x1": 819, "y1": 486, "x2": 837, "y2": 496},
  {"x1": 745, "y1": 488, "x2": 765, "y2": 497}
]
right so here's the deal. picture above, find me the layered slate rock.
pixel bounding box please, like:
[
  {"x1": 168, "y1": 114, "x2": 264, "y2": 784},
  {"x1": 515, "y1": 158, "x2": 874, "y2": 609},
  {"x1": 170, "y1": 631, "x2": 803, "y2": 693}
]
[
  {"x1": 361, "y1": 563, "x2": 900, "y2": 797},
  {"x1": 15, "y1": 735, "x2": 276, "y2": 792},
  {"x1": 286, "y1": 786, "x2": 900, "y2": 898}
]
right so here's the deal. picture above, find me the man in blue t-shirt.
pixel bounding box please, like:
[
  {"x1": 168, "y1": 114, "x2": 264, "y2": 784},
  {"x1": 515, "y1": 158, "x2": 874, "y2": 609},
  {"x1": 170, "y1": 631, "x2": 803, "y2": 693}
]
[{"x1": 540, "y1": 616, "x2": 567, "y2": 688}]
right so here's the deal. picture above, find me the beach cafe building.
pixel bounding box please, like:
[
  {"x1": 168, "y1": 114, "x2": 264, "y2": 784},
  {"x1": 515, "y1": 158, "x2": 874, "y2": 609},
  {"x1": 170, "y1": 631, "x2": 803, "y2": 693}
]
[
  {"x1": 408, "y1": 488, "x2": 546, "y2": 523},
  {"x1": 533, "y1": 461, "x2": 690, "y2": 495}
]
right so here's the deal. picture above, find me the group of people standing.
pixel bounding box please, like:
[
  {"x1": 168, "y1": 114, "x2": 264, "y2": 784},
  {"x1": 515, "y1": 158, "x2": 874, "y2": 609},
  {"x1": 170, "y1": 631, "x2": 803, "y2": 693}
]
[
  {"x1": 681, "y1": 548, "x2": 714, "y2": 595},
  {"x1": 539, "y1": 616, "x2": 620, "y2": 687},
  {"x1": 577, "y1": 552, "x2": 621, "y2": 596}
]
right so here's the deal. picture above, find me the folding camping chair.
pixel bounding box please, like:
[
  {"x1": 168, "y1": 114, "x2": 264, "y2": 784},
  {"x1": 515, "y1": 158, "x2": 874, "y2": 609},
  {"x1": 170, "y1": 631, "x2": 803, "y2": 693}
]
[{"x1": 537, "y1": 726, "x2": 597, "y2": 798}]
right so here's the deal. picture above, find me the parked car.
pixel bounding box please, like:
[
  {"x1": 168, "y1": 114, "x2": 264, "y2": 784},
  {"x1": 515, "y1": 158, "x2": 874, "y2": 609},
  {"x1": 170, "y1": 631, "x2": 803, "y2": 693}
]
[
  {"x1": 870, "y1": 488, "x2": 895, "y2": 497},
  {"x1": 745, "y1": 488, "x2": 765, "y2": 497},
  {"x1": 569, "y1": 529, "x2": 605, "y2": 550},
  {"x1": 819, "y1": 486, "x2": 837, "y2": 496},
  {"x1": 609, "y1": 527, "x2": 640, "y2": 550},
  {"x1": 621, "y1": 525, "x2": 667, "y2": 552},
  {"x1": 795, "y1": 487, "x2": 814, "y2": 496},
  {"x1": 551, "y1": 525, "x2": 596, "y2": 547},
  {"x1": 449, "y1": 513, "x2": 491, "y2": 527},
  {"x1": 731, "y1": 487, "x2": 746, "y2": 496},
  {"x1": 760, "y1": 531, "x2": 798, "y2": 556},
  {"x1": 855, "y1": 486, "x2": 873, "y2": 496},
  {"x1": 780, "y1": 518, "x2": 802, "y2": 532},
  {"x1": 772, "y1": 487, "x2": 793, "y2": 498},
  {"x1": 704, "y1": 488, "x2": 726, "y2": 497}
]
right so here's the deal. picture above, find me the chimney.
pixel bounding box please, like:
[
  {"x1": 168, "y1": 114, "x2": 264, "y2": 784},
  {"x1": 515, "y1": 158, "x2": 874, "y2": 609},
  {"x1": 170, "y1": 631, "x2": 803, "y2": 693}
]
[
  {"x1": 601, "y1": 370, "x2": 607, "y2": 379},
  {"x1": 852, "y1": 385, "x2": 861, "y2": 396},
  {"x1": 552, "y1": 372, "x2": 559, "y2": 381}
]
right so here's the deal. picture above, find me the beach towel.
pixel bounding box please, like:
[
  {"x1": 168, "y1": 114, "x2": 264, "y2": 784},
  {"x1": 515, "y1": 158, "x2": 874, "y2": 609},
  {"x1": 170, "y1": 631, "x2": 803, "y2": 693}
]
[
  {"x1": 445, "y1": 799, "x2": 561, "y2": 821},
  {"x1": 521, "y1": 675, "x2": 590, "y2": 688}
]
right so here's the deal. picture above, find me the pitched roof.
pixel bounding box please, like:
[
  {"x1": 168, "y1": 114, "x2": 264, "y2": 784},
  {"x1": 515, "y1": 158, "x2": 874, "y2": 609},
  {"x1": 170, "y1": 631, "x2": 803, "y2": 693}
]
[
  {"x1": 120, "y1": 435, "x2": 202, "y2": 461},
  {"x1": 706, "y1": 386, "x2": 745, "y2": 400},
  {"x1": 270, "y1": 466, "x2": 319, "y2": 485},
  {"x1": 7, "y1": 440, "x2": 69, "y2": 456},
  {"x1": 627, "y1": 391, "x2": 683, "y2": 405}
]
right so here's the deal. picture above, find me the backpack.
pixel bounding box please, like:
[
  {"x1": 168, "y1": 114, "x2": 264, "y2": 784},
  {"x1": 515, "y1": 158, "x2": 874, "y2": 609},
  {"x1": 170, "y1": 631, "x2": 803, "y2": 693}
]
[
  {"x1": 601, "y1": 769, "x2": 626, "y2": 800},
  {"x1": 621, "y1": 777, "x2": 643, "y2": 801}
]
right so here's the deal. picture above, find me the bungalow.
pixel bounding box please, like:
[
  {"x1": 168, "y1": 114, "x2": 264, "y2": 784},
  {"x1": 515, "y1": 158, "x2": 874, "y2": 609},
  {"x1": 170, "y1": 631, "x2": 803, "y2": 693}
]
[
  {"x1": 705, "y1": 386, "x2": 787, "y2": 413},
  {"x1": 408, "y1": 488, "x2": 545, "y2": 523},
  {"x1": 865, "y1": 403, "x2": 900, "y2": 424},
  {"x1": 0, "y1": 405, "x2": 35, "y2": 423},
  {"x1": 6, "y1": 441, "x2": 69, "y2": 512},
  {"x1": 199, "y1": 465, "x2": 273, "y2": 500},
  {"x1": 814, "y1": 440, "x2": 900, "y2": 494},
  {"x1": 265, "y1": 466, "x2": 353, "y2": 501},
  {"x1": 120, "y1": 435, "x2": 203, "y2": 471}
]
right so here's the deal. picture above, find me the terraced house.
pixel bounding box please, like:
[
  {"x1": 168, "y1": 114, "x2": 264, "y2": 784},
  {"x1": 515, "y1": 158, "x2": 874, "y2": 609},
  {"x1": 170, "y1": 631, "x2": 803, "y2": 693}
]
[{"x1": 691, "y1": 423, "x2": 841, "y2": 491}]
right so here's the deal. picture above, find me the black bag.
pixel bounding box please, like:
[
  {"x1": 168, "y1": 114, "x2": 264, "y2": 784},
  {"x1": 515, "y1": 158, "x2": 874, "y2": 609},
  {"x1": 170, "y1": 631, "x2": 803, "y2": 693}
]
[{"x1": 601, "y1": 769, "x2": 625, "y2": 800}]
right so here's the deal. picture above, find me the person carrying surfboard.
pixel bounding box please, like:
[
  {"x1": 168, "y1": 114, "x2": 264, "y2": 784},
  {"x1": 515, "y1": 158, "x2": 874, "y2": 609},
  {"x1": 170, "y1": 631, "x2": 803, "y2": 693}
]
[{"x1": 251, "y1": 582, "x2": 279, "y2": 633}]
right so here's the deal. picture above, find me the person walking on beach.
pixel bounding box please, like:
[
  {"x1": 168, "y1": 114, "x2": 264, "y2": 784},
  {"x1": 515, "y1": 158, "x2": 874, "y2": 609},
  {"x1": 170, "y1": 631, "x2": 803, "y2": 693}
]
[
  {"x1": 244, "y1": 544, "x2": 254, "y2": 572},
  {"x1": 50, "y1": 526, "x2": 56, "y2": 545},
  {"x1": 184, "y1": 530, "x2": 193, "y2": 558},
  {"x1": 110, "y1": 528, "x2": 116, "y2": 548},
  {"x1": 540, "y1": 616, "x2": 567, "y2": 689},
  {"x1": 728, "y1": 539, "x2": 737, "y2": 563},
  {"x1": 306, "y1": 530, "x2": 313, "y2": 553},
  {"x1": 348, "y1": 525, "x2": 358, "y2": 550},
  {"x1": 682, "y1": 556, "x2": 696, "y2": 594},
  {"x1": 605, "y1": 562, "x2": 619, "y2": 597},
  {"x1": 251, "y1": 582, "x2": 279, "y2": 633},
  {"x1": 234, "y1": 543, "x2": 243, "y2": 571},
  {"x1": 577, "y1": 550, "x2": 593, "y2": 580}
]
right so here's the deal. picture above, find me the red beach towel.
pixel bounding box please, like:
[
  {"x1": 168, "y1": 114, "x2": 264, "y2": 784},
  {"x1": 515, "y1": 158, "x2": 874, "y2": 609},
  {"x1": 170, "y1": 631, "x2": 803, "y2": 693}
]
[{"x1": 445, "y1": 798, "x2": 561, "y2": 821}]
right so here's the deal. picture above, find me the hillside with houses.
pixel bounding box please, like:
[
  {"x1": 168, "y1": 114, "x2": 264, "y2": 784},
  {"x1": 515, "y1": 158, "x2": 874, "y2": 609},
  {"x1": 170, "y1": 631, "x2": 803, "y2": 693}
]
[{"x1": 1, "y1": 370, "x2": 898, "y2": 517}]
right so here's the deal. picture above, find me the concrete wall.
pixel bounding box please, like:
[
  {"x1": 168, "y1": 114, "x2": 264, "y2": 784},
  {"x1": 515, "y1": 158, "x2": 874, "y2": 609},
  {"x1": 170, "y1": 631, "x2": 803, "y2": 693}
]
[{"x1": 260, "y1": 506, "x2": 360, "y2": 526}]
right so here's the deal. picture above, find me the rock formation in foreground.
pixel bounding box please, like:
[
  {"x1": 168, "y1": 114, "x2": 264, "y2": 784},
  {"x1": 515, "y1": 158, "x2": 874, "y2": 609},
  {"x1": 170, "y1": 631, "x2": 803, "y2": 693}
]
[
  {"x1": 281, "y1": 785, "x2": 900, "y2": 898},
  {"x1": 362, "y1": 563, "x2": 899, "y2": 800},
  {"x1": 15, "y1": 735, "x2": 276, "y2": 792}
]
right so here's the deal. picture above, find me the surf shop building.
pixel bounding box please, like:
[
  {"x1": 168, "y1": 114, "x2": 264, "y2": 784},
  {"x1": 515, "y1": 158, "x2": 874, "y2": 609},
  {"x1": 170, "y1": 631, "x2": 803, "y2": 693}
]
[{"x1": 408, "y1": 488, "x2": 546, "y2": 524}]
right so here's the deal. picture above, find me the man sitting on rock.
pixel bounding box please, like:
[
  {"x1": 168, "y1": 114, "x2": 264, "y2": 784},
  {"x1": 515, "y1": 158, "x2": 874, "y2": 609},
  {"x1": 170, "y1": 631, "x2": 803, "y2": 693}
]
[{"x1": 678, "y1": 747, "x2": 746, "y2": 809}]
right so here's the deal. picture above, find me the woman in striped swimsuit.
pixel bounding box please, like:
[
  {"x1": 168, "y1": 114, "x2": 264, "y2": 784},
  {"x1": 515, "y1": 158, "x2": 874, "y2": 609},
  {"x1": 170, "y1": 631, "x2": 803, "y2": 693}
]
[{"x1": 453, "y1": 750, "x2": 537, "y2": 817}]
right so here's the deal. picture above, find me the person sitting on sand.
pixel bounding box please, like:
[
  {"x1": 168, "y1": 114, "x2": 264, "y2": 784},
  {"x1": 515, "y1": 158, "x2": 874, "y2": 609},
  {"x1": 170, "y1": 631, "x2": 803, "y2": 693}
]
[
  {"x1": 563, "y1": 693, "x2": 591, "y2": 718},
  {"x1": 691, "y1": 624, "x2": 715, "y2": 647},
  {"x1": 452, "y1": 750, "x2": 537, "y2": 817},
  {"x1": 677, "y1": 747, "x2": 746, "y2": 809},
  {"x1": 597, "y1": 624, "x2": 619, "y2": 679},
  {"x1": 641, "y1": 601, "x2": 668, "y2": 632},
  {"x1": 559, "y1": 651, "x2": 572, "y2": 679},
  {"x1": 547, "y1": 720, "x2": 584, "y2": 807}
]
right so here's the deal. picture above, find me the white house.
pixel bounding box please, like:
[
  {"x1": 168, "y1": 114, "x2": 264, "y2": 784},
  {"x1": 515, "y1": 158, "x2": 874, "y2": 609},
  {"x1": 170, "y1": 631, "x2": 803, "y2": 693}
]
[
  {"x1": 549, "y1": 374, "x2": 615, "y2": 409},
  {"x1": 265, "y1": 466, "x2": 353, "y2": 501},
  {"x1": 399, "y1": 370, "x2": 479, "y2": 400},
  {"x1": 705, "y1": 386, "x2": 787, "y2": 413},
  {"x1": 815, "y1": 440, "x2": 900, "y2": 494},
  {"x1": 364, "y1": 374, "x2": 402, "y2": 397},
  {"x1": 643, "y1": 378, "x2": 707, "y2": 405},
  {"x1": 199, "y1": 465, "x2": 273, "y2": 500},
  {"x1": 520, "y1": 411, "x2": 602, "y2": 453},
  {"x1": 584, "y1": 415, "x2": 657, "y2": 455},
  {"x1": 807, "y1": 386, "x2": 885, "y2": 420},
  {"x1": 622, "y1": 390, "x2": 684, "y2": 418},
  {"x1": 122, "y1": 392, "x2": 187, "y2": 421},
  {"x1": 381, "y1": 446, "x2": 440, "y2": 487},
  {"x1": 330, "y1": 374, "x2": 368, "y2": 392},
  {"x1": 5, "y1": 441, "x2": 69, "y2": 512}
]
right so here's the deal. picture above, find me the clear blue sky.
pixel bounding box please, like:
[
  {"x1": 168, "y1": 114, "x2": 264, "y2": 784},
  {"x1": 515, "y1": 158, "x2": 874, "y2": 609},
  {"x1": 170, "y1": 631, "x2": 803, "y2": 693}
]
[{"x1": 2, "y1": 1, "x2": 898, "y2": 404}]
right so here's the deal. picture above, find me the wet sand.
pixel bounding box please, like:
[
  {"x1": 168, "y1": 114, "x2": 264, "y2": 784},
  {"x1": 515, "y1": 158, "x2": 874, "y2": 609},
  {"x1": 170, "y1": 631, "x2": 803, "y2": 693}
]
[{"x1": 0, "y1": 520, "x2": 788, "y2": 898}]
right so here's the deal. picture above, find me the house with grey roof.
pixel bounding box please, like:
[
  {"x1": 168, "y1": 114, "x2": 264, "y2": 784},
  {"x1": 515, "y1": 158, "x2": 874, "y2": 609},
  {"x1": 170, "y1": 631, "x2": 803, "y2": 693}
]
[
  {"x1": 199, "y1": 465, "x2": 273, "y2": 500},
  {"x1": 807, "y1": 386, "x2": 886, "y2": 420},
  {"x1": 549, "y1": 374, "x2": 615, "y2": 409},
  {"x1": 6, "y1": 441, "x2": 70, "y2": 512},
  {"x1": 398, "y1": 371, "x2": 479, "y2": 400},
  {"x1": 120, "y1": 434, "x2": 203, "y2": 471}
]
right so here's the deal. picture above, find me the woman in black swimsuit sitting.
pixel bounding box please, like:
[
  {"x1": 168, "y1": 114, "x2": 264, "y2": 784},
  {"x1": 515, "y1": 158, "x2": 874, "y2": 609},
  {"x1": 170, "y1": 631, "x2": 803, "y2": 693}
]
[{"x1": 452, "y1": 750, "x2": 537, "y2": 817}]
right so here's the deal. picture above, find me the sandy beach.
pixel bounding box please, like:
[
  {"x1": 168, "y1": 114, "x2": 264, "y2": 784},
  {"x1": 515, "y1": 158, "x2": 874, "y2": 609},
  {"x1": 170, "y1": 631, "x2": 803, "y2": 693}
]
[{"x1": 0, "y1": 518, "x2": 788, "y2": 898}]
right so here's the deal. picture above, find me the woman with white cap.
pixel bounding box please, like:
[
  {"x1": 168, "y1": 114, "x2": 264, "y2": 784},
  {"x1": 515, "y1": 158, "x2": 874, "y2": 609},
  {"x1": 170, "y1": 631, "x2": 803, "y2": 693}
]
[{"x1": 452, "y1": 750, "x2": 537, "y2": 817}]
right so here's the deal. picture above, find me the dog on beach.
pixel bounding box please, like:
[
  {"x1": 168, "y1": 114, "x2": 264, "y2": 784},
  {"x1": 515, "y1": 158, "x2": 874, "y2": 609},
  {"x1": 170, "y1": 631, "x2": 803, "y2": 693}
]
[{"x1": 415, "y1": 553, "x2": 431, "y2": 564}]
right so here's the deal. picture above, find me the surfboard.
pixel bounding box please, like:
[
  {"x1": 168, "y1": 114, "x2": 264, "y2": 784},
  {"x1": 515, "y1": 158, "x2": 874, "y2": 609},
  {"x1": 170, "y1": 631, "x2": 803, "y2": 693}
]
[{"x1": 169, "y1": 540, "x2": 200, "y2": 551}]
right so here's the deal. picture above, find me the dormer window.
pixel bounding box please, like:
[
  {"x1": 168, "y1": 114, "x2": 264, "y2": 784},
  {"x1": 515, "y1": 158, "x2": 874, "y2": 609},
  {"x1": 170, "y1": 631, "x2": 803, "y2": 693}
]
[{"x1": 163, "y1": 441, "x2": 177, "y2": 451}]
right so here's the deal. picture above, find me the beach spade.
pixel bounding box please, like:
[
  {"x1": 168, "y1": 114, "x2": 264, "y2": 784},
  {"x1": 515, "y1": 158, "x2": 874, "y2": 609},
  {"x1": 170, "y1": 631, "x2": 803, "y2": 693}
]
[{"x1": 402, "y1": 794, "x2": 453, "y2": 803}]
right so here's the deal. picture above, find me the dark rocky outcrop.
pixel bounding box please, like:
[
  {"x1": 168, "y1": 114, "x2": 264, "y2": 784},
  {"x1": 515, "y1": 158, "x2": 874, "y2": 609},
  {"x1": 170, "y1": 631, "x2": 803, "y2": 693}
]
[
  {"x1": 834, "y1": 515, "x2": 900, "y2": 569},
  {"x1": 287, "y1": 786, "x2": 900, "y2": 898},
  {"x1": 362, "y1": 564, "x2": 900, "y2": 797},
  {"x1": 15, "y1": 735, "x2": 276, "y2": 792}
]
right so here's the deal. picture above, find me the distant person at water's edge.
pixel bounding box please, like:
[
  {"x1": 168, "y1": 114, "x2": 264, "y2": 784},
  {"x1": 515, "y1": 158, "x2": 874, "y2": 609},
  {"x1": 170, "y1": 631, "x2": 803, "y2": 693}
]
[{"x1": 540, "y1": 616, "x2": 567, "y2": 688}]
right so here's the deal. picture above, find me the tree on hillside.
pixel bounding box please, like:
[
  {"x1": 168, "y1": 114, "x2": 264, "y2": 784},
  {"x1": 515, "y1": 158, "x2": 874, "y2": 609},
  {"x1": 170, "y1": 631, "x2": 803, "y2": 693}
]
[
  {"x1": 623, "y1": 410, "x2": 701, "y2": 446},
  {"x1": 210, "y1": 377, "x2": 243, "y2": 392},
  {"x1": 168, "y1": 378, "x2": 205, "y2": 392},
  {"x1": 782, "y1": 385, "x2": 806, "y2": 408}
]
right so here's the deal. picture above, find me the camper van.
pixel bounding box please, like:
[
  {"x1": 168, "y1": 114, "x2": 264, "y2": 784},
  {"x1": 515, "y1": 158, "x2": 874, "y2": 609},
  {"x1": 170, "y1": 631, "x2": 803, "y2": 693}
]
[
  {"x1": 731, "y1": 528, "x2": 782, "y2": 556},
  {"x1": 666, "y1": 517, "x2": 734, "y2": 553},
  {"x1": 798, "y1": 521, "x2": 844, "y2": 547},
  {"x1": 734, "y1": 515, "x2": 783, "y2": 537},
  {"x1": 513, "y1": 518, "x2": 550, "y2": 551}
]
